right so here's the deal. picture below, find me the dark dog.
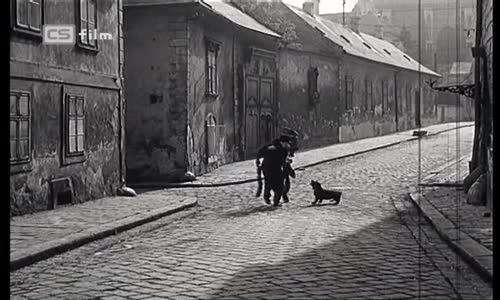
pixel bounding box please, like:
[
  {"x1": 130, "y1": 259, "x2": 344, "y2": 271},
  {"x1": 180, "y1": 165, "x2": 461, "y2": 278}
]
[{"x1": 310, "y1": 180, "x2": 342, "y2": 205}]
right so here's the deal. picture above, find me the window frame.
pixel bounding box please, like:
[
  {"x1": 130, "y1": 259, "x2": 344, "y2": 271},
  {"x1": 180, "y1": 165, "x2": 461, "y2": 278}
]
[
  {"x1": 61, "y1": 87, "x2": 87, "y2": 166},
  {"x1": 381, "y1": 80, "x2": 388, "y2": 113},
  {"x1": 205, "y1": 37, "x2": 221, "y2": 98},
  {"x1": 11, "y1": 0, "x2": 44, "y2": 39},
  {"x1": 365, "y1": 79, "x2": 373, "y2": 111},
  {"x1": 10, "y1": 90, "x2": 32, "y2": 166},
  {"x1": 76, "y1": 0, "x2": 99, "y2": 52},
  {"x1": 345, "y1": 75, "x2": 354, "y2": 111}
]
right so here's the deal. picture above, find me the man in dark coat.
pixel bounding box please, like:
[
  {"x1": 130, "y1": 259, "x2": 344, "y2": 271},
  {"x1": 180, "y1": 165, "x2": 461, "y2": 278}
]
[{"x1": 255, "y1": 128, "x2": 299, "y2": 206}]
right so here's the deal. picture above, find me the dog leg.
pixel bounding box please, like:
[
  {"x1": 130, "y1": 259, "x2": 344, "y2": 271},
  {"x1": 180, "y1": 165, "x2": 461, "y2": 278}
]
[{"x1": 312, "y1": 197, "x2": 318, "y2": 205}]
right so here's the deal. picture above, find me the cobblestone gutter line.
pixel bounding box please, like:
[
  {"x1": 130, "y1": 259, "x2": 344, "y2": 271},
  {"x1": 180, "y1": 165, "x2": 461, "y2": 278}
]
[
  {"x1": 10, "y1": 198, "x2": 197, "y2": 272},
  {"x1": 408, "y1": 192, "x2": 493, "y2": 284},
  {"x1": 133, "y1": 123, "x2": 474, "y2": 189}
]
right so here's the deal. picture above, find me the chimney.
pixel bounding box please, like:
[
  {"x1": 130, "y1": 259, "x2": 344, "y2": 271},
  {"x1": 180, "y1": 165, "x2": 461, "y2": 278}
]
[
  {"x1": 350, "y1": 16, "x2": 360, "y2": 33},
  {"x1": 303, "y1": 0, "x2": 320, "y2": 15},
  {"x1": 374, "y1": 24, "x2": 384, "y2": 39}
]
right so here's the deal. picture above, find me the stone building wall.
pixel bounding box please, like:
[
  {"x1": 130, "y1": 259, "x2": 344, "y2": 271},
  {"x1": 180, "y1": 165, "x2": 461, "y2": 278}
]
[
  {"x1": 124, "y1": 6, "x2": 189, "y2": 182},
  {"x1": 10, "y1": 0, "x2": 123, "y2": 216}
]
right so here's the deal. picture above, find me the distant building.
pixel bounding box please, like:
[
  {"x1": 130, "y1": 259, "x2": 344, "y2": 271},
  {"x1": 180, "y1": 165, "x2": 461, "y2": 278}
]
[
  {"x1": 322, "y1": 0, "x2": 476, "y2": 73},
  {"x1": 10, "y1": 0, "x2": 124, "y2": 216}
]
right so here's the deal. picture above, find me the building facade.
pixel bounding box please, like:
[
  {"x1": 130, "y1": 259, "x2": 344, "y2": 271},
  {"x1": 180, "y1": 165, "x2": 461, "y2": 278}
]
[
  {"x1": 234, "y1": 0, "x2": 440, "y2": 146},
  {"x1": 123, "y1": 0, "x2": 281, "y2": 183},
  {"x1": 10, "y1": 0, "x2": 125, "y2": 216}
]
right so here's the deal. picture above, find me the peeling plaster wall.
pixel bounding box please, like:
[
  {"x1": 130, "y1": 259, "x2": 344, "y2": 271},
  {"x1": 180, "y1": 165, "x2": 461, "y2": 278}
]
[
  {"x1": 124, "y1": 6, "x2": 188, "y2": 182},
  {"x1": 186, "y1": 18, "x2": 240, "y2": 176},
  {"x1": 278, "y1": 49, "x2": 341, "y2": 149},
  {"x1": 10, "y1": 0, "x2": 122, "y2": 216},
  {"x1": 9, "y1": 80, "x2": 120, "y2": 216},
  {"x1": 338, "y1": 56, "x2": 442, "y2": 143}
]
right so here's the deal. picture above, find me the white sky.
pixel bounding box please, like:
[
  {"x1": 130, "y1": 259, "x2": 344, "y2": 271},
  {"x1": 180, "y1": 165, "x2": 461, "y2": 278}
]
[{"x1": 282, "y1": 0, "x2": 359, "y2": 14}]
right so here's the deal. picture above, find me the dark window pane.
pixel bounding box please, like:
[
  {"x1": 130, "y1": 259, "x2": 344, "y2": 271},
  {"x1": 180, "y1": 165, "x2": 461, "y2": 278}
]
[
  {"x1": 10, "y1": 121, "x2": 17, "y2": 139},
  {"x1": 77, "y1": 98, "x2": 84, "y2": 116},
  {"x1": 28, "y1": 0, "x2": 41, "y2": 30},
  {"x1": 16, "y1": 0, "x2": 28, "y2": 27},
  {"x1": 10, "y1": 95, "x2": 17, "y2": 115},
  {"x1": 10, "y1": 141, "x2": 17, "y2": 160},
  {"x1": 77, "y1": 119, "x2": 84, "y2": 135},
  {"x1": 80, "y1": 0, "x2": 87, "y2": 21},
  {"x1": 88, "y1": 0, "x2": 95, "y2": 24},
  {"x1": 68, "y1": 97, "x2": 76, "y2": 115},
  {"x1": 20, "y1": 121, "x2": 29, "y2": 138},
  {"x1": 69, "y1": 119, "x2": 77, "y2": 136},
  {"x1": 19, "y1": 95, "x2": 29, "y2": 116},
  {"x1": 69, "y1": 137, "x2": 77, "y2": 153},
  {"x1": 80, "y1": 21, "x2": 88, "y2": 43},
  {"x1": 19, "y1": 140, "x2": 29, "y2": 158},
  {"x1": 77, "y1": 135, "x2": 84, "y2": 152}
]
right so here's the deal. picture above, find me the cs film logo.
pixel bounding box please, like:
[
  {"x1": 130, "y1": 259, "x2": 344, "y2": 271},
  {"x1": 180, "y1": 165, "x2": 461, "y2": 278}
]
[{"x1": 43, "y1": 25, "x2": 75, "y2": 45}]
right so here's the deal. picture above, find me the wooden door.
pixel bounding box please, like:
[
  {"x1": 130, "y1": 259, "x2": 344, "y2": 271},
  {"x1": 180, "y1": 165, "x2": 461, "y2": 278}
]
[{"x1": 245, "y1": 77, "x2": 276, "y2": 157}]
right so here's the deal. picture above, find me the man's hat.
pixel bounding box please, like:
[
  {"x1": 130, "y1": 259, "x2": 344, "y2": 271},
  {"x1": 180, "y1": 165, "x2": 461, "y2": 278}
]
[{"x1": 281, "y1": 127, "x2": 299, "y2": 138}]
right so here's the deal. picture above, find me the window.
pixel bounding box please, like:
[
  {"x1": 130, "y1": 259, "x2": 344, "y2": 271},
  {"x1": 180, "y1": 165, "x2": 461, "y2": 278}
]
[
  {"x1": 78, "y1": 0, "x2": 97, "y2": 49},
  {"x1": 62, "y1": 89, "x2": 86, "y2": 165},
  {"x1": 10, "y1": 91, "x2": 31, "y2": 163},
  {"x1": 345, "y1": 76, "x2": 353, "y2": 110},
  {"x1": 425, "y1": 41, "x2": 434, "y2": 54},
  {"x1": 406, "y1": 86, "x2": 412, "y2": 113},
  {"x1": 381, "y1": 80, "x2": 388, "y2": 112},
  {"x1": 365, "y1": 80, "x2": 373, "y2": 111},
  {"x1": 206, "y1": 38, "x2": 220, "y2": 97},
  {"x1": 12, "y1": 0, "x2": 43, "y2": 35},
  {"x1": 340, "y1": 35, "x2": 351, "y2": 44}
]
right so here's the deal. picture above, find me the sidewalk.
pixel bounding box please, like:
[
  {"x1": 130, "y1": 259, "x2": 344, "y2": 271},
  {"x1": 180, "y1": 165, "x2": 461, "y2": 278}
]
[
  {"x1": 10, "y1": 192, "x2": 197, "y2": 271},
  {"x1": 132, "y1": 122, "x2": 474, "y2": 188},
  {"x1": 409, "y1": 156, "x2": 493, "y2": 284},
  {"x1": 10, "y1": 121, "x2": 472, "y2": 272}
]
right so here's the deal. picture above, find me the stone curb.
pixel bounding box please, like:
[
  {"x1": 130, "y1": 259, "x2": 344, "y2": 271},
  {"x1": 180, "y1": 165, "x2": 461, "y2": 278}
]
[
  {"x1": 131, "y1": 124, "x2": 474, "y2": 189},
  {"x1": 10, "y1": 198, "x2": 198, "y2": 272},
  {"x1": 408, "y1": 192, "x2": 492, "y2": 284}
]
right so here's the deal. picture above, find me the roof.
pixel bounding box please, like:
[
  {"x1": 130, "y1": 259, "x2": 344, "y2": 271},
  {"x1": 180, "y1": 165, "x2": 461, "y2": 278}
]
[
  {"x1": 124, "y1": 0, "x2": 198, "y2": 6},
  {"x1": 287, "y1": 4, "x2": 440, "y2": 77},
  {"x1": 124, "y1": 0, "x2": 280, "y2": 38},
  {"x1": 203, "y1": 0, "x2": 281, "y2": 38}
]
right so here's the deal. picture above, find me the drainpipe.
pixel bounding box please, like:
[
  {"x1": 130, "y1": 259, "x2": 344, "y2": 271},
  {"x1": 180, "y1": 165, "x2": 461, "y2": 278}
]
[
  {"x1": 470, "y1": 0, "x2": 482, "y2": 172},
  {"x1": 118, "y1": 0, "x2": 125, "y2": 186}
]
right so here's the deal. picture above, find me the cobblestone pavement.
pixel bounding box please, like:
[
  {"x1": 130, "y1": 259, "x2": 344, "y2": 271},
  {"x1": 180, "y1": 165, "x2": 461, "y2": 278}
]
[
  {"x1": 134, "y1": 122, "x2": 473, "y2": 186},
  {"x1": 11, "y1": 126, "x2": 492, "y2": 299},
  {"x1": 10, "y1": 193, "x2": 195, "y2": 256},
  {"x1": 416, "y1": 156, "x2": 493, "y2": 252}
]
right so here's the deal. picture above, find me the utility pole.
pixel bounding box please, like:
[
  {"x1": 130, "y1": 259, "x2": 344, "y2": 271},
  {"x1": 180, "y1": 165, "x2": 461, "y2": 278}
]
[{"x1": 343, "y1": 0, "x2": 346, "y2": 26}]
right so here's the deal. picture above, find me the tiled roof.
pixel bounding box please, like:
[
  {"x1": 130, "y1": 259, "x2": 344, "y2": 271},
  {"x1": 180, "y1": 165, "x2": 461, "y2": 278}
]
[
  {"x1": 124, "y1": 0, "x2": 198, "y2": 6},
  {"x1": 203, "y1": 0, "x2": 281, "y2": 38},
  {"x1": 286, "y1": 4, "x2": 440, "y2": 77},
  {"x1": 124, "y1": 0, "x2": 280, "y2": 38}
]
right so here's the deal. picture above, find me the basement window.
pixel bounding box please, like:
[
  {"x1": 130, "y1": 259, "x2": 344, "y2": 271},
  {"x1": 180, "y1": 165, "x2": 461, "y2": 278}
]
[
  {"x1": 383, "y1": 49, "x2": 391, "y2": 55},
  {"x1": 340, "y1": 35, "x2": 351, "y2": 44}
]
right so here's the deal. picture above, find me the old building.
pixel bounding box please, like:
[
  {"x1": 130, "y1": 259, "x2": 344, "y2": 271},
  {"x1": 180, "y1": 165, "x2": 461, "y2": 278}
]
[
  {"x1": 322, "y1": 0, "x2": 476, "y2": 73},
  {"x1": 429, "y1": 0, "x2": 492, "y2": 210},
  {"x1": 10, "y1": 0, "x2": 125, "y2": 215},
  {"x1": 434, "y1": 62, "x2": 475, "y2": 123},
  {"x1": 232, "y1": 0, "x2": 441, "y2": 146},
  {"x1": 123, "y1": 0, "x2": 281, "y2": 183}
]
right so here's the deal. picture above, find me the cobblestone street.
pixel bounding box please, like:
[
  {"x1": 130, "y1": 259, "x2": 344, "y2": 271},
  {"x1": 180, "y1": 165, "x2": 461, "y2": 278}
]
[{"x1": 10, "y1": 127, "x2": 492, "y2": 299}]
